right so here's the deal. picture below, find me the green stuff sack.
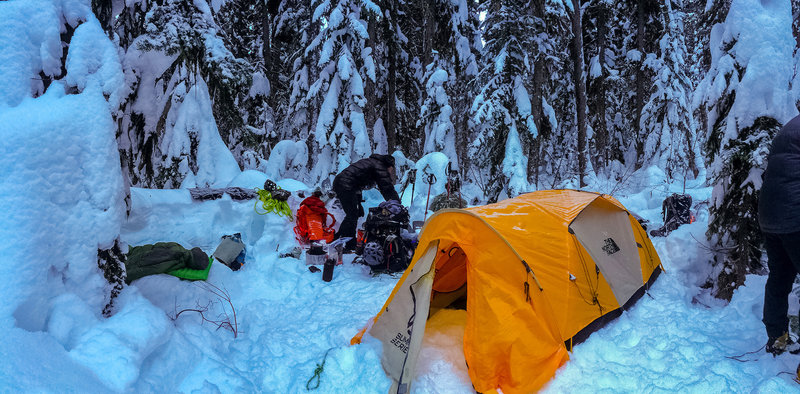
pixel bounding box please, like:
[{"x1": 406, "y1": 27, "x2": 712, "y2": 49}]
[{"x1": 168, "y1": 256, "x2": 214, "y2": 281}]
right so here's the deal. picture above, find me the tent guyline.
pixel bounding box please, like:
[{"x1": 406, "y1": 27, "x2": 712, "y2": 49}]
[
  {"x1": 306, "y1": 347, "x2": 334, "y2": 391},
  {"x1": 569, "y1": 232, "x2": 606, "y2": 316}
]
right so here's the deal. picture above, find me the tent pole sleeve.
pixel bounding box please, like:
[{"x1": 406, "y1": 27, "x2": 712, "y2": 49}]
[{"x1": 521, "y1": 260, "x2": 543, "y2": 291}]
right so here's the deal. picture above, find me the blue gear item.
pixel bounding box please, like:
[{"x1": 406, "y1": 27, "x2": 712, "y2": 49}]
[{"x1": 379, "y1": 200, "x2": 404, "y2": 216}]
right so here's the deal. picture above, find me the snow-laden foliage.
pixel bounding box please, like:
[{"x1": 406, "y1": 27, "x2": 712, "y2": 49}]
[
  {"x1": 138, "y1": 0, "x2": 253, "y2": 136},
  {"x1": 0, "y1": 0, "x2": 77, "y2": 107},
  {"x1": 261, "y1": 139, "x2": 310, "y2": 181},
  {"x1": 159, "y1": 77, "x2": 242, "y2": 188},
  {"x1": 419, "y1": 68, "x2": 457, "y2": 168},
  {"x1": 285, "y1": 1, "x2": 316, "y2": 156},
  {"x1": 305, "y1": 0, "x2": 379, "y2": 184},
  {"x1": 213, "y1": 0, "x2": 275, "y2": 166},
  {"x1": 416, "y1": 0, "x2": 481, "y2": 171},
  {"x1": 533, "y1": 0, "x2": 578, "y2": 189},
  {"x1": 471, "y1": 0, "x2": 542, "y2": 202},
  {"x1": 640, "y1": 0, "x2": 698, "y2": 181},
  {"x1": 695, "y1": 0, "x2": 799, "y2": 300},
  {"x1": 115, "y1": 0, "x2": 252, "y2": 188},
  {"x1": 367, "y1": 0, "x2": 422, "y2": 160}
]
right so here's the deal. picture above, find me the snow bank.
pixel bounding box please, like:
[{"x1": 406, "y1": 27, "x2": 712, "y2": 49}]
[
  {"x1": 695, "y1": 0, "x2": 798, "y2": 140},
  {"x1": 0, "y1": 0, "x2": 62, "y2": 108},
  {"x1": 0, "y1": 2, "x2": 186, "y2": 390},
  {"x1": 262, "y1": 139, "x2": 309, "y2": 181},
  {"x1": 544, "y1": 272, "x2": 797, "y2": 393},
  {"x1": 413, "y1": 310, "x2": 473, "y2": 392},
  {"x1": 65, "y1": 17, "x2": 125, "y2": 109},
  {"x1": 0, "y1": 86, "x2": 126, "y2": 324},
  {"x1": 0, "y1": 69, "x2": 131, "y2": 392},
  {"x1": 69, "y1": 290, "x2": 172, "y2": 391}
]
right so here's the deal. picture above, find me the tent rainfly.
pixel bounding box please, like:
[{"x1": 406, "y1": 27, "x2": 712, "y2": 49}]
[{"x1": 351, "y1": 189, "x2": 662, "y2": 394}]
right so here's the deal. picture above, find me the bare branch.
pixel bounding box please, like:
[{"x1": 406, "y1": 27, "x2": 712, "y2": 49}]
[{"x1": 171, "y1": 282, "x2": 239, "y2": 338}]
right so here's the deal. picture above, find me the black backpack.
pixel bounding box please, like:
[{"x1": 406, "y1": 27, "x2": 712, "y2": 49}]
[
  {"x1": 357, "y1": 200, "x2": 413, "y2": 273},
  {"x1": 650, "y1": 193, "x2": 693, "y2": 237}
]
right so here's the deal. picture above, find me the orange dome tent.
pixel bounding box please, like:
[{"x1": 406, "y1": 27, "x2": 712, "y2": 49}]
[{"x1": 351, "y1": 190, "x2": 662, "y2": 394}]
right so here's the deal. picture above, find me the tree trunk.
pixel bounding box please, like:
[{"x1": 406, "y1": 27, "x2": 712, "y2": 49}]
[
  {"x1": 422, "y1": 0, "x2": 435, "y2": 69},
  {"x1": 92, "y1": 0, "x2": 114, "y2": 35},
  {"x1": 262, "y1": 7, "x2": 273, "y2": 86},
  {"x1": 635, "y1": 0, "x2": 646, "y2": 166},
  {"x1": 795, "y1": 0, "x2": 800, "y2": 111},
  {"x1": 365, "y1": 11, "x2": 377, "y2": 147},
  {"x1": 571, "y1": 0, "x2": 588, "y2": 188},
  {"x1": 386, "y1": 1, "x2": 399, "y2": 153},
  {"x1": 531, "y1": 57, "x2": 545, "y2": 190},
  {"x1": 529, "y1": 0, "x2": 545, "y2": 189},
  {"x1": 595, "y1": 5, "x2": 608, "y2": 171},
  {"x1": 793, "y1": 0, "x2": 800, "y2": 49}
]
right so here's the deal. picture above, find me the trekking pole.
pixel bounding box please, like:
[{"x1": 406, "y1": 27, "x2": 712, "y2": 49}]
[
  {"x1": 400, "y1": 169, "x2": 415, "y2": 201},
  {"x1": 446, "y1": 162, "x2": 452, "y2": 200},
  {"x1": 400, "y1": 176, "x2": 408, "y2": 201},
  {"x1": 409, "y1": 169, "x2": 417, "y2": 208},
  {"x1": 423, "y1": 172, "x2": 437, "y2": 222},
  {"x1": 683, "y1": 172, "x2": 687, "y2": 195}
]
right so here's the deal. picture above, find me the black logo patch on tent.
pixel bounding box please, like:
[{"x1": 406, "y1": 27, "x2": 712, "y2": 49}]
[{"x1": 602, "y1": 238, "x2": 620, "y2": 255}]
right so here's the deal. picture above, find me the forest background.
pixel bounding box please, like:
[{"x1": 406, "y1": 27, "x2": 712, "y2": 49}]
[{"x1": 31, "y1": 0, "x2": 800, "y2": 300}]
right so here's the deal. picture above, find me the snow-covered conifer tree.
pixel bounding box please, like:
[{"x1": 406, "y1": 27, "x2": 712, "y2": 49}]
[
  {"x1": 370, "y1": 0, "x2": 419, "y2": 157},
  {"x1": 471, "y1": 0, "x2": 540, "y2": 201},
  {"x1": 695, "y1": 0, "x2": 799, "y2": 300},
  {"x1": 417, "y1": 0, "x2": 481, "y2": 171},
  {"x1": 305, "y1": 0, "x2": 379, "y2": 183},
  {"x1": 527, "y1": 0, "x2": 572, "y2": 189},
  {"x1": 214, "y1": 0, "x2": 275, "y2": 168},
  {"x1": 119, "y1": 0, "x2": 249, "y2": 187},
  {"x1": 639, "y1": 0, "x2": 698, "y2": 180},
  {"x1": 273, "y1": 0, "x2": 313, "y2": 138},
  {"x1": 286, "y1": 2, "x2": 316, "y2": 148},
  {"x1": 419, "y1": 69, "x2": 457, "y2": 166}
]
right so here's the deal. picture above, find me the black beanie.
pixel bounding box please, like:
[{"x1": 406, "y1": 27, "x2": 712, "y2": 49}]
[{"x1": 382, "y1": 154, "x2": 395, "y2": 168}]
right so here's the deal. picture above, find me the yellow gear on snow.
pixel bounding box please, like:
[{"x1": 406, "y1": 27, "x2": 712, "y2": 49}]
[{"x1": 254, "y1": 187, "x2": 293, "y2": 219}]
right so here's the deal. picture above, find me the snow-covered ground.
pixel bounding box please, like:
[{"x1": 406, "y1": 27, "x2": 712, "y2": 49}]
[{"x1": 4, "y1": 148, "x2": 800, "y2": 392}]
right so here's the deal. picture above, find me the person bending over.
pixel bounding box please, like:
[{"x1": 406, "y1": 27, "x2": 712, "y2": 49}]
[{"x1": 333, "y1": 154, "x2": 399, "y2": 251}]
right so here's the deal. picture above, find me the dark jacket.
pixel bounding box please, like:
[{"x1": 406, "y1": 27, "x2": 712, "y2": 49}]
[
  {"x1": 333, "y1": 154, "x2": 400, "y2": 201},
  {"x1": 759, "y1": 114, "x2": 800, "y2": 234}
]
